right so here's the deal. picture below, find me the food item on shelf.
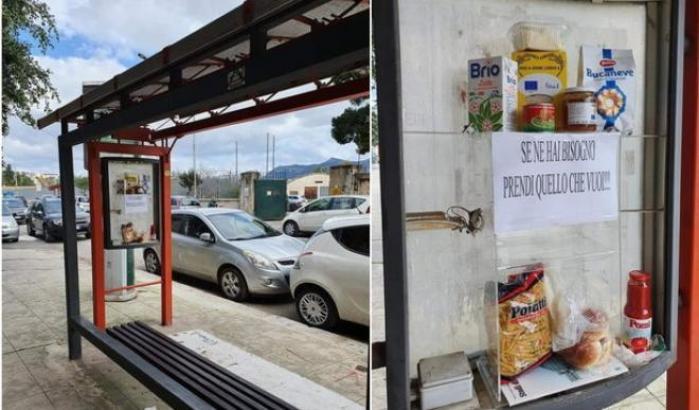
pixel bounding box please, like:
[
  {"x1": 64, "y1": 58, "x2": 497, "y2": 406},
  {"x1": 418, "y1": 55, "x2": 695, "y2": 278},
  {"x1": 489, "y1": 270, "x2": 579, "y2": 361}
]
[
  {"x1": 512, "y1": 50, "x2": 568, "y2": 130},
  {"x1": 509, "y1": 22, "x2": 565, "y2": 51},
  {"x1": 582, "y1": 46, "x2": 636, "y2": 133},
  {"x1": 467, "y1": 56, "x2": 518, "y2": 132},
  {"x1": 562, "y1": 87, "x2": 597, "y2": 132},
  {"x1": 558, "y1": 308, "x2": 612, "y2": 369},
  {"x1": 522, "y1": 102, "x2": 555, "y2": 132},
  {"x1": 498, "y1": 265, "x2": 552, "y2": 379},
  {"x1": 623, "y1": 270, "x2": 652, "y2": 353}
]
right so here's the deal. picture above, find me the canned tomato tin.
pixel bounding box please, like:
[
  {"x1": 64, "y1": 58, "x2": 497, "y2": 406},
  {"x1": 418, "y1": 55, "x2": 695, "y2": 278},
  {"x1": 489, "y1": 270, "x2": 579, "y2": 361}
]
[{"x1": 523, "y1": 103, "x2": 555, "y2": 132}]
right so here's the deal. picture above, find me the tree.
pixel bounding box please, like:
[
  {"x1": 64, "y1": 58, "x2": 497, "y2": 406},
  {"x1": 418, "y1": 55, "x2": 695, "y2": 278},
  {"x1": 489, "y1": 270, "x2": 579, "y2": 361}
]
[
  {"x1": 331, "y1": 104, "x2": 369, "y2": 154},
  {"x1": 2, "y1": 0, "x2": 59, "y2": 135},
  {"x1": 178, "y1": 170, "x2": 202, "y2": 196},
  {"x1": 74, "y1": 175, "x2": 88, "y2": 193},
  {"x1": 330, "y1": 70, "x2": 370, "y2": 155},
  {"x1": 2, "y1": 163, "x2": 34, "y2": 186}
]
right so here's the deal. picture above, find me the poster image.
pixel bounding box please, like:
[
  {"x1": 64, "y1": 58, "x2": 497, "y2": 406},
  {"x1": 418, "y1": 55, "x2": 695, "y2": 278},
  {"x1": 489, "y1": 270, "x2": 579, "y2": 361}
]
[{"x1": 102, "y1": 158, "x2": 160, "y2": 249}]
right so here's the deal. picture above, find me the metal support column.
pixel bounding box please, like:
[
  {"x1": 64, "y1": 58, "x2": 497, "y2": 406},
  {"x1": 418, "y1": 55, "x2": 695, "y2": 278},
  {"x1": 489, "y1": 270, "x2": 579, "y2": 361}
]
[
  {"x1": 59, "y1": 120, "x2": 82, "y2": 359},
  {"x1": 373, "y1": 0, "x2": 410, "y2": 408},
  {"x1": 87, "y1": 143, "x2": 107, "y2": 329},
  {"x1": 160, "y1": 153, "x2": 173, "y2": 325}
]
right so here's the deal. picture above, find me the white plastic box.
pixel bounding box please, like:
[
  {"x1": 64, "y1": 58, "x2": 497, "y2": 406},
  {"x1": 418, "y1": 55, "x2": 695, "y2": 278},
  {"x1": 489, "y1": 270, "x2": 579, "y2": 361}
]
[{"x1": 418, "y1": 352, "x2": 474, "y2": 410}]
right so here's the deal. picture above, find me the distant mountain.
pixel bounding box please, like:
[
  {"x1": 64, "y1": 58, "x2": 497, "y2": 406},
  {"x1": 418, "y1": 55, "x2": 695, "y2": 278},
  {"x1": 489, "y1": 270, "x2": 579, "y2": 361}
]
[{"x1": 265, "y1": 157, "x2": 370, "y2": 180}]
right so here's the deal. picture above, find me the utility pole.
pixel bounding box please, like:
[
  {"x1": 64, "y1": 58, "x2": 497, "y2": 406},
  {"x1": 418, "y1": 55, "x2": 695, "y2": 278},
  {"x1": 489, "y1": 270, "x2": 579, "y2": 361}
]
[
  {"x1": 265, "y1": 132, "x2": 269, "y2": 178},
  {"x1": 193, "y1": 134, "x2": 197, "y2": 197},
  {"x1": 235, "y1": 141, "x2": 239, "y2": 178},
  {"x1": 272, "y1": 135, "x2": 276, "y2": 179}
]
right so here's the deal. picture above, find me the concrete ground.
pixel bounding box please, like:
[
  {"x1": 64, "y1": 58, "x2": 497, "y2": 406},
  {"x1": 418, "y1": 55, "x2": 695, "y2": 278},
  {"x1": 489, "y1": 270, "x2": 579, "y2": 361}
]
[
  {"x1": 369, "y1": 164, "x2": 666, "y2": 410},
  {"x1": 2, "y1": 231, "x2": 368, "y2": 409}
]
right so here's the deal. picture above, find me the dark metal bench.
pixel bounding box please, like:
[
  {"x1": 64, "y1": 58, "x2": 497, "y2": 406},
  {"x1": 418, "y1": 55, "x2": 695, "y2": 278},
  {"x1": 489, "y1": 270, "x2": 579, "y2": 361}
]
[{"x1": 106, "y1": 321, "x2": 297, "y2": 410}]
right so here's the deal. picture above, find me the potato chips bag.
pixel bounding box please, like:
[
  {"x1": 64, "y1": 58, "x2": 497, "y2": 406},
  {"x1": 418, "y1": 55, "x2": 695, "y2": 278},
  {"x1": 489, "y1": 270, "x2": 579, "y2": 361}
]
[
  {"x1": 582, "y1": 46, "x2": 636, "y2": 134},
  {"x1": 498, "y1": 266, "x2": 552, "y2": 379}
]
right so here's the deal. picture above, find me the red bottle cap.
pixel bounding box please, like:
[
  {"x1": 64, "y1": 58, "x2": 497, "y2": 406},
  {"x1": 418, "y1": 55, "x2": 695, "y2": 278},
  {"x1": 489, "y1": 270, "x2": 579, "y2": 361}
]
[{"x1": 629, "y1": 270, "x2": 651, "y2": 283}]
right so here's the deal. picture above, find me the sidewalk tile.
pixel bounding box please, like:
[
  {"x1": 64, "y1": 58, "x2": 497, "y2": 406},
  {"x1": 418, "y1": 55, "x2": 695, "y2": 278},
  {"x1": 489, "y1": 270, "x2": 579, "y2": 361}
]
[
  {"x1": 2, "y1": 352, "x2": 44, "y2": 403},
  {"x1": 3, "y1": 391, "x2": 53, "y2": 410}
]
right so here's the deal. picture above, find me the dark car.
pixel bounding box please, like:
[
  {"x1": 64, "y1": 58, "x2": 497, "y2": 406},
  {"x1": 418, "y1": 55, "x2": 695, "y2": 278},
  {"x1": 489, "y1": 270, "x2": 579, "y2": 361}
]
[
  {"x1": 26, "y1": 196, "x2": 91, "y2": 242},
  {"x1": 2, "y1": 197, "x2": 28, "y2": 224}
]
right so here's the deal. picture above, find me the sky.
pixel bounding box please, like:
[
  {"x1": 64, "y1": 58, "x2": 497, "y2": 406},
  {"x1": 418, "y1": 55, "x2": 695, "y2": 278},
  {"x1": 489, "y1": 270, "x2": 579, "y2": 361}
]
[{"x1": 3, "y1": 0, "x2": 367, "y2": 175}]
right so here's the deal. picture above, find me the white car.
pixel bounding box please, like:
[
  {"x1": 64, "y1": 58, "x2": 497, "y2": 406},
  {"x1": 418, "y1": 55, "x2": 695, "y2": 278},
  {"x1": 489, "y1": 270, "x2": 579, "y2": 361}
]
[
  {"x1": 281, "y1": 195, "x2": 368, "y2": 237},
  {"x1": 290, "y1": 215, "x2": 369, "y2": 329}
]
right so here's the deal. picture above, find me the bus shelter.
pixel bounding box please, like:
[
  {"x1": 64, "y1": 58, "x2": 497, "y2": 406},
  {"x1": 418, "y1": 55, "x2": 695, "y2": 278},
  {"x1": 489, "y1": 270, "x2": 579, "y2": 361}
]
[{"x1": 37, "y1": 0, "x2": 369, "y2": 407}]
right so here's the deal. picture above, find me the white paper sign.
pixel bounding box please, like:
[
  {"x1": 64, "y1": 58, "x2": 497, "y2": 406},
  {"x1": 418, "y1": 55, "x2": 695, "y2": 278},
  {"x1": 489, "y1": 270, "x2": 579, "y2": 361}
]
[
  {"x1": 492, "y1": 132, "x2": 619, "y2": 234},
  {"x1": 124, "y1": 194, "x2": 149, "y2": 214}
]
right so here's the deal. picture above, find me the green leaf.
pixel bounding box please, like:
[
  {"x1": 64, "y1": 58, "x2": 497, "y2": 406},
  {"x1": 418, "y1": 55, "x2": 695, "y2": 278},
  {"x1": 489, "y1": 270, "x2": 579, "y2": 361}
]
[
  {"x1": 490, "y1": 111, "x2": 503, "y2": 122},
  {"x1": 493, "y1": 123, "x2": 503, "y2": 131},
  {"x1": 479, "y1": 98, "x2": 490, "y2": 116},
  {"x1": 469, "y1": 112, "x2": 478, "y2": 125},
  {"x1": 483, "y1": 101, "x2": 492, "y2": 118}
]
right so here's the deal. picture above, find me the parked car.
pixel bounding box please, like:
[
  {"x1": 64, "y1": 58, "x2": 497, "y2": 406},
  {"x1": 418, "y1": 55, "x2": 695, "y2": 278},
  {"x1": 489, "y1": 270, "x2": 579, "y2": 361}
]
[
  {"x1": 171, "y1": 195, "x2": 201, "y2": 209},
  {"x1": 3, "y1": 196, "x2": 28, "y2": 224},
  {"x1": 76, "y1": 195, "x2": 90, "y2": 213},
  {"x1": 287, "y1": 195, "x2": 307, "y2": 211},
  {"x1": 143, "y1": 208, "x2": 304, "y2": 302},
  {"x1": 2, "y1": 203, "x2": 20, "y2": 242},
  {"x1": 26, "y1": 196, "x2": 91, "y2": 241},
  {"x1": 281, "y1": 195, "x2": 369, "y2": 236},
  {"x1": 290, "y1": 215, "x2": 369, "y2": 329}
]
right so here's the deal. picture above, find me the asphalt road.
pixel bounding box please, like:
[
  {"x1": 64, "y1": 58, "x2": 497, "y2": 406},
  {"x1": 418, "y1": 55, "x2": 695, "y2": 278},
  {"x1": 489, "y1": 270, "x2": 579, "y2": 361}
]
[{"x1": 5, "y1": 225, "x2": 368, "y2": 342}]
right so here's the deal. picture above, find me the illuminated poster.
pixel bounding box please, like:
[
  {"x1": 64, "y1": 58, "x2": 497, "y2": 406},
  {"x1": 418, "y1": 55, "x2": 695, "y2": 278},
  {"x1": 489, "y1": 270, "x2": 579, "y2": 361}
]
[{"x1": 102, "y1": 158, "x2": 160, "y2": 249}]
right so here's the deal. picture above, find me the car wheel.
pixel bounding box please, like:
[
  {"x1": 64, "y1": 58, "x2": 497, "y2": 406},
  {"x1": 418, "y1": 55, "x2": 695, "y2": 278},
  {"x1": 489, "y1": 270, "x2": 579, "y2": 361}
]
[
  {"x1": 218, "y1": 267, "x2": 249, "y2": 302},
  {"x1": 143, "y1": 249, "x2": 160, "y2": 274},
  {"x1": 27, "y1": 223, "x2": 35, "y2": 236},
  {"x1": 43, "y1": 224, "x2": 55, "y2": 242},
  {"x1": 296, "y1": 287, "x2": 339, "y2": 329},
  {"x1": 283, "y1": 221, "x2": 299, "y2": 236}
]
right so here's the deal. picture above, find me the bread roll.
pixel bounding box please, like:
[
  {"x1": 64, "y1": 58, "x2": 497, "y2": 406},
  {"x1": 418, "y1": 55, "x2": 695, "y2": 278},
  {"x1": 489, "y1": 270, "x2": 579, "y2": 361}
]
[{"x1": 558, "y1": 308, "x2": 612, "y2": 369}]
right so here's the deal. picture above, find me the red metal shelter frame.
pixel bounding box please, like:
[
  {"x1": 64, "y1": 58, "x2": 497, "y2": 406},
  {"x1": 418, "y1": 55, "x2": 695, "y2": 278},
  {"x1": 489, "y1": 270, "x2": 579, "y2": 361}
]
[
  {"x1": 87, "y1": 142, "x2": 173, "y2": 329},
  {"x1": 667, "y1": 1, "x2": 699, "y2": 408}
]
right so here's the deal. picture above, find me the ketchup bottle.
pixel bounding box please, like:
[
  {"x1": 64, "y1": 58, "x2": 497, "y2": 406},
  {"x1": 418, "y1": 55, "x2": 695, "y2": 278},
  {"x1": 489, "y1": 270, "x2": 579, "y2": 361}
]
[{"x1": 623, "y1": 270, "x2": 652, "y2": 353}]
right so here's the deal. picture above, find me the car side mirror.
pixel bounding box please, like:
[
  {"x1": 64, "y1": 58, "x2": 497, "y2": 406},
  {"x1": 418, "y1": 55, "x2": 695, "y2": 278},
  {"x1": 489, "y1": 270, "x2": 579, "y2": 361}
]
[
  {"x1": 299, "y1": 207, "x2": 307, "y2": 213},
  {"x1": 199, "y1": 232, "x2": 214, "y2": 243}
]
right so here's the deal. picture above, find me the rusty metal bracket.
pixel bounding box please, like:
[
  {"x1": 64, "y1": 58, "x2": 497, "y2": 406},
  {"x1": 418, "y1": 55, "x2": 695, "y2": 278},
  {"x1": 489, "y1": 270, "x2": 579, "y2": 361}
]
[{"x1": 406, "y1": 206, "x2": 484, "y2": 235}]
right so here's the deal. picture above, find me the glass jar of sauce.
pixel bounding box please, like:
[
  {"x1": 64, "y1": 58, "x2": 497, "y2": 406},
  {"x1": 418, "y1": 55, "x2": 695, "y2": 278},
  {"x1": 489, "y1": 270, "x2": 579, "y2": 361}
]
[
  {"x1": 562, "y1": 87, "x2": 597, "y2": 132},
  {"x1": 623, "y1": 270, "x2": 652, "y2": 353}
]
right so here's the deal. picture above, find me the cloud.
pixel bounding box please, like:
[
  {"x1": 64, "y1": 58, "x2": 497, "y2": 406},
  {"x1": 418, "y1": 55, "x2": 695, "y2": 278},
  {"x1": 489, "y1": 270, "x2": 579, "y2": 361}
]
[
  {"x1": 46, "y1": 0, "x2": 245, "y2": 61},
  {"x1": 3, "y1": 55, "x2": 126, "y2": 173},
  {"x1": 3, "y1": 1, "x2": 367, "y2": 176}
]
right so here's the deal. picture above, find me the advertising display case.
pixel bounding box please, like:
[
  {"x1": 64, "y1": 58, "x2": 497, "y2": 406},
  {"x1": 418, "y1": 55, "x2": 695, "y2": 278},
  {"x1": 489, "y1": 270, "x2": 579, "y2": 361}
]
[
  {"x1": 101, "y1": 157, "x2": 160, "y2": 249},
  {"x1": 374, "y1": 0, "x2": 684, "y2": 408}
]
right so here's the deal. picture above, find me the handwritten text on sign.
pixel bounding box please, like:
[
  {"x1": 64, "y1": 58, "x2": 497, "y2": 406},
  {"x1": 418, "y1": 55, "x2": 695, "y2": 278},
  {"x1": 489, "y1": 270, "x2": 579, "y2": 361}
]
[{"x1": 492, "y1": 132, "x2": 619, "y2": 234}]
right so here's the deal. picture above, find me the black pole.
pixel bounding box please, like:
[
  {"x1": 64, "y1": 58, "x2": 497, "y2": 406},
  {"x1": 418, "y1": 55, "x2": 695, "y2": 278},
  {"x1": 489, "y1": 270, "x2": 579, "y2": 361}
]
[
  {"x1": 373, "y1": 0, "x2": 411, "y2": 408},
  {"x1": 58, "y1": 120, "x2": 82, "y2": 360}
]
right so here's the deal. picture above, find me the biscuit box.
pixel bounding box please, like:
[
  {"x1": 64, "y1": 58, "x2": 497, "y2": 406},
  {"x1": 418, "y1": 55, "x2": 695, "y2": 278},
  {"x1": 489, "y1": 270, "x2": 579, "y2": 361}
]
[
  {"x1": 512, "y1": 50, "x2": 568, "y2": 129},
  {"x1": 467, "y1": 56, "x2": 518, "y2": 132}
]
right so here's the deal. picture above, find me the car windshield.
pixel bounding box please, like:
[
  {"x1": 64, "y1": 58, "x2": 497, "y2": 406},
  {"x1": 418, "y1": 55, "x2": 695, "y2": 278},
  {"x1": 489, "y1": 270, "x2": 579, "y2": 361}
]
[
  {"x1": 207, "y1": 212, "x2": 281, "y2": 240},
  {"x1": 2, "y1": 204, "x2": 11, "y2": 216},
  {"x1": 44, "y1": 200, "x2": 62, "y2": 214},
  {"x1": 4, "y1": 198, "x2": 24, "y2": 208}
]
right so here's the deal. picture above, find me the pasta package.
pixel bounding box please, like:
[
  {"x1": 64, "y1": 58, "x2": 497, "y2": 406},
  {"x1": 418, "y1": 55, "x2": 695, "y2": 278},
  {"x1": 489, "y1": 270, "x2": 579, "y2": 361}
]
[{"x1": 498, "y1": 266, "x2": 552, "y2": 379}]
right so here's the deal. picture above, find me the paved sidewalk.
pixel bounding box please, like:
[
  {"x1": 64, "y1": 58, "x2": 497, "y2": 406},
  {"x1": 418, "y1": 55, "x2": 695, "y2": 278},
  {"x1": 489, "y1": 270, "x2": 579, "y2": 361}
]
[{"x1": 2, "y1": 241, "x2": 367, "y2": 409}]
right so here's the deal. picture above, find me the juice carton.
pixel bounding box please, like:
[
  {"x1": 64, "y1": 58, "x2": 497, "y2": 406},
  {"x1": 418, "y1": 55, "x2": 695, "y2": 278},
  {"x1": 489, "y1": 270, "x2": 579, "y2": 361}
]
[
  {"x1": 512, "y1": 50, "x2": 568, "y2": 129},
  {"x1": 467, "y1": 56, "x2": 518, "y2": 132}
]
